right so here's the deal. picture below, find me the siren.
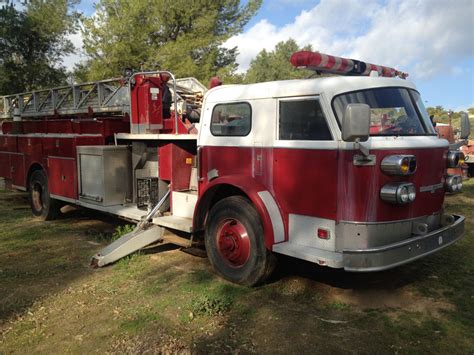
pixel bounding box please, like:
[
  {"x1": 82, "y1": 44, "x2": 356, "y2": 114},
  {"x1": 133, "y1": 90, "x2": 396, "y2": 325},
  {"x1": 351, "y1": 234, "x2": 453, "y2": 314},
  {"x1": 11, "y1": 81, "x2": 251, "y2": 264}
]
[{"x1": 290, "y1": 51, "x2": 408, "y2": 79}]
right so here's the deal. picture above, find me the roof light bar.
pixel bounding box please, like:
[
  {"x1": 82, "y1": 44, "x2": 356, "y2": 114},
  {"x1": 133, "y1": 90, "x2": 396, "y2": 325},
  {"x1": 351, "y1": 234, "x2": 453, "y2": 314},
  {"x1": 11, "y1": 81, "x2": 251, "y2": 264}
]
[{"x1": 290, "y1": 51, "x2": 408, "y2": 79}]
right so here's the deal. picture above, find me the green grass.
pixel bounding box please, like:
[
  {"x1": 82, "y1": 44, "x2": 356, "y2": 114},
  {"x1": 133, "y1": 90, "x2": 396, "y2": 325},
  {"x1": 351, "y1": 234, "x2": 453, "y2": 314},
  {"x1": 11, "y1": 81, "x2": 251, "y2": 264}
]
[{"x1": 0, "y1": 184, "x2": 473, "y2": 353}]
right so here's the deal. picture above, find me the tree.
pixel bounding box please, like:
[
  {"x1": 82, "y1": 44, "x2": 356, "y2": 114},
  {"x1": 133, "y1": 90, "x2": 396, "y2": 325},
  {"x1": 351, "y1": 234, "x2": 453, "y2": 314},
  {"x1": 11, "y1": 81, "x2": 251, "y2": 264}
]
[
  {"x1": 81, "y1": 0, "x2": 261, "y2": 83},
  {"x1": 0, "y1": 0, "x2": 79, "y2": 95},
  {"x1": 244, "y1": 39, "x2": 314, "y2": 83}
]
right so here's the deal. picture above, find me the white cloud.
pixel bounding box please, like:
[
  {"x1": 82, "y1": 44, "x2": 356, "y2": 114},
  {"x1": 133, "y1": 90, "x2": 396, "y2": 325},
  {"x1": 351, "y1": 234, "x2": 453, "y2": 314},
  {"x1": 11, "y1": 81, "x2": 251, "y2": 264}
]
[
  {"x1": 225, "y1": 0, "x2": 474, "y2": 79},
  {"x1": 62, "y1": 30, "x2": 85, "y2": 71}
]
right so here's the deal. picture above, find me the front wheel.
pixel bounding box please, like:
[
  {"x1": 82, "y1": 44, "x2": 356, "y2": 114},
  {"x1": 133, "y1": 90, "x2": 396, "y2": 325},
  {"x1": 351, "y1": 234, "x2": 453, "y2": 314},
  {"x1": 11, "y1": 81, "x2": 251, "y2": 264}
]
[
  {"x1": 28, "y1": 170, "x2": 60, "y2": 221},
  {"x1": 205, "y1": 196, "x2": 276, "y2": 286}
]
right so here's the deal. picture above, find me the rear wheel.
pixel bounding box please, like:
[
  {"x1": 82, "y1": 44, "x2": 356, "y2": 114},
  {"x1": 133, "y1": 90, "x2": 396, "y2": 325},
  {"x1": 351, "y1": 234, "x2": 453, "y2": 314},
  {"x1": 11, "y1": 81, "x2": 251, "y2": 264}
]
[
  {"x1": 28, "y1": 170, "x2": 60, "y2": 220},
  {"x1": 205, "y1": 196, "x2": 276, "y2": 286}
]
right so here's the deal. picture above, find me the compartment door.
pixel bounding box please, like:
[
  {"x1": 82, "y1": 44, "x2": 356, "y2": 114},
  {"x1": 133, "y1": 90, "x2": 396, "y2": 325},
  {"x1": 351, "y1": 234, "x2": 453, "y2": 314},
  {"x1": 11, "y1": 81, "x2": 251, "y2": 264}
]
[{"x1": 48, "y1": 157, "x2": 77, "y2": 199}]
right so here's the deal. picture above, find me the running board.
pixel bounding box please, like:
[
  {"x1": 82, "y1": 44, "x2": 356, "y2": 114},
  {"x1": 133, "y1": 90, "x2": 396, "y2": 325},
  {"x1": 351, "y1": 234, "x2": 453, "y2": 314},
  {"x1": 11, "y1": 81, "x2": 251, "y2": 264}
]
[{"x1": 154, "y1": 215, "x2": 193, "y2": 232}]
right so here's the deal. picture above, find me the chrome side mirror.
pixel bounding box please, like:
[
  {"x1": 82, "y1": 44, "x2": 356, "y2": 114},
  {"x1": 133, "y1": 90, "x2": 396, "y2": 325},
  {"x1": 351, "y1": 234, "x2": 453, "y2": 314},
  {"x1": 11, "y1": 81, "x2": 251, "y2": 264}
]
[
  {"x1": 342, "y1": 103, "x2": 370, "y2": 142},
  {"x1": 460, "y1": 112, "x2": 471, "y2": 139}
]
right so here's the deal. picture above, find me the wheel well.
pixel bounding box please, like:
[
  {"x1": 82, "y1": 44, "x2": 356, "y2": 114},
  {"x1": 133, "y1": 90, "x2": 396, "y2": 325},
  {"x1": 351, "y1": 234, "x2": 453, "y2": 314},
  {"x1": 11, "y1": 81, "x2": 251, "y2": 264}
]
[
  {"x1": 26, "y1": 164, "x2": 44, "y2": 191},
  {"x1": 194, "y1": 184, "x2": 248, "y2": 232}
]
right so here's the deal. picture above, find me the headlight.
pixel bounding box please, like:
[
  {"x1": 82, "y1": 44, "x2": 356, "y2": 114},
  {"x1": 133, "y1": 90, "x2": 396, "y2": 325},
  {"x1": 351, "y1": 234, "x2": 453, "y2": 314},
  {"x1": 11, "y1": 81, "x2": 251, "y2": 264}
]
[
  {"x1": 380, "y1": 182, "x2": 417, "y2": 204},
  {"x1": 445, "y1": 175, "x2": 462, "y2": 193},
  {"x1": 447, "y1": 151, "x2": 464, "y2": 168},
  {"x1": 381, "y1": 155, "x2": 417, "y2": 175}
]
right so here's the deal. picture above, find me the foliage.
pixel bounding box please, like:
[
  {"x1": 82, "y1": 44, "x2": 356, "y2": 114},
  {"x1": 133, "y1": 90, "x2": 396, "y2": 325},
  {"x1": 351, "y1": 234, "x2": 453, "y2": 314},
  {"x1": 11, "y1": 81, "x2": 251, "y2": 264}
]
[
  {"x1": 0, "y1": 0, "x2": 79, "y2": 94},
  {"x1": 427, "y1": 105, "x2": 474, "y2": 129},
  {"x1": 190, "y1": 293, "x2": 233, "y2": 316},
  {"x1": 244, "y1": 39, "x2": 314, "y2": 83},
  {"x1": 80, "y1": 0, "x2": 262, "y2": 83},
  {"x1": 112, "y1": 224, "x2": 134, "y2": 241}
]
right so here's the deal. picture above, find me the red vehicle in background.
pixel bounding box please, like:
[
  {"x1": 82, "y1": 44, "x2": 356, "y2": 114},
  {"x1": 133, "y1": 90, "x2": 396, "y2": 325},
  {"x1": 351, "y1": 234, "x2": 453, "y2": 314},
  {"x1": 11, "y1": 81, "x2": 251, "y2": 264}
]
[{"x1": 435, "y1": 121, "x2": 470, "y2": 179}]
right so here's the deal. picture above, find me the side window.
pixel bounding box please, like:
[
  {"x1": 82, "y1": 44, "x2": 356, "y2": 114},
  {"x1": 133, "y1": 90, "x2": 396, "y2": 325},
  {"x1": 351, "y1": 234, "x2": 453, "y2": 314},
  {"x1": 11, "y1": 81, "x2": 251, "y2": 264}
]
[
  {"x1": 211, "y1": 102, "x2": 251, "y2": 136},
  {"x1": 279, "y1": 98, "x2": 332, "y2": 140}
]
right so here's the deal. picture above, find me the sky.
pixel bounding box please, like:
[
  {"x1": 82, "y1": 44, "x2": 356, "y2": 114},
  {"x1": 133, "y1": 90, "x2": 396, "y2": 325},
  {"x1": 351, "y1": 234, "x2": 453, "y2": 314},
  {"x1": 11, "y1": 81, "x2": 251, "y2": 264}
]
[{"x1": 67, "y1": 0, "x2": 474, "y2": 111}]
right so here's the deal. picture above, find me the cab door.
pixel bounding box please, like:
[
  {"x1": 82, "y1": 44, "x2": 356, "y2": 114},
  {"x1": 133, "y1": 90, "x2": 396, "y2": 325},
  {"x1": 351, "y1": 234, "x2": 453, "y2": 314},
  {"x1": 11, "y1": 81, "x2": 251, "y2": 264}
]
[{"x1": 272, "y1": 96, "x2": 339, "y2": 246}]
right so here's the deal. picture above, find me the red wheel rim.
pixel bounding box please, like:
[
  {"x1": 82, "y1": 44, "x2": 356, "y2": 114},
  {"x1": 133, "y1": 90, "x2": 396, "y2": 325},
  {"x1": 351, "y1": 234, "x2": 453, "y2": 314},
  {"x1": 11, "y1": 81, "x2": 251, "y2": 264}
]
[
  {"x1": 216, "y1": 218, "x2": 250, "y2": 267},
  {"x1": 32, "y1": 183, "x2": 43, "y2": 211}
]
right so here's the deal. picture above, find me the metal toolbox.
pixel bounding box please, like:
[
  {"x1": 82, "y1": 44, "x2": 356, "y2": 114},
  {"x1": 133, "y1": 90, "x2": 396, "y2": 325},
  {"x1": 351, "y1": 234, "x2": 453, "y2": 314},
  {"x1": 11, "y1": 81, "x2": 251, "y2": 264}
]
[{"x1": 77, "y1": 145, "x2": 132, "y2": 206}]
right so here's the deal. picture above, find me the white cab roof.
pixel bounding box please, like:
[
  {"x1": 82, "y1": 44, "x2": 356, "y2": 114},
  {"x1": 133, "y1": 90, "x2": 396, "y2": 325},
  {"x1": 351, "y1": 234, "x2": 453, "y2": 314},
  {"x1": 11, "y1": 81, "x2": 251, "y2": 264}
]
[{"x1": 204, "y1": 76, "x2": 417, "y2": 103}]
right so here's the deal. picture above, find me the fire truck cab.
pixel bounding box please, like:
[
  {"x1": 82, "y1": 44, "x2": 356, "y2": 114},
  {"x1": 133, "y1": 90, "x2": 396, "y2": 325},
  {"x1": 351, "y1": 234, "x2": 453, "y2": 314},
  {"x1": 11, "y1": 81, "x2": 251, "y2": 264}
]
[
  {"x1": 196, "y1": 76, "x2": 467, "y2": 284},
  {"x1": 0, "y1": 52, "x2": 469, "y2": 286}
]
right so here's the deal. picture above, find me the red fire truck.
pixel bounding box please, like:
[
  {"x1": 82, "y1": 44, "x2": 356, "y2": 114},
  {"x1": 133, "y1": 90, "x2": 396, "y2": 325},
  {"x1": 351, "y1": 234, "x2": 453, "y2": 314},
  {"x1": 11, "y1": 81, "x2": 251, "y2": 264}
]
[{"x1": 0, "y1": 51, "x2": 470, "y2": 286}]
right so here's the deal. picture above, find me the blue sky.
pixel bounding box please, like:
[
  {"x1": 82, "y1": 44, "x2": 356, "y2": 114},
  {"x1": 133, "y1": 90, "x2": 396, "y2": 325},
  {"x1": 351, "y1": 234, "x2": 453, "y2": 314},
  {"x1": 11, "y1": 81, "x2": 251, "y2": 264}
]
[{"x1": 69, "y1": 0, "x2": 473, "y2": 111}]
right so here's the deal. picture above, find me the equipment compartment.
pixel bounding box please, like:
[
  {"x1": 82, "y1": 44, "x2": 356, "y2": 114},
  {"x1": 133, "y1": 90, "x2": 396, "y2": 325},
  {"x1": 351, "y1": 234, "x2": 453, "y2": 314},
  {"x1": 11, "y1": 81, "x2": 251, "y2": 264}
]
[{"x1": 77, "y1": 145, "x2": 132, "y2": 206}]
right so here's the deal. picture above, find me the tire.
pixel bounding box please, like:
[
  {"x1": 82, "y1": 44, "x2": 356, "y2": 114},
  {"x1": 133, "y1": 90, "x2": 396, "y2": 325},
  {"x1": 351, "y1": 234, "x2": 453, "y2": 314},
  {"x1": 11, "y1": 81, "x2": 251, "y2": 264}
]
[
  {"x1": 205, "y1": 196, "x2": 276, "y2": 286},
  {"x1": 28, "y1": 170, "x2": 60, "y2": 221}
]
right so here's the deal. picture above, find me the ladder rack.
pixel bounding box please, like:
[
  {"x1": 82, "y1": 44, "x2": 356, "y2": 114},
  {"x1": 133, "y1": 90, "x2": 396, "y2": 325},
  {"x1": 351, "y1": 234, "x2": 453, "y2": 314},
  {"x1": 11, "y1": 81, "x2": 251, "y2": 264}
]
[
  {"x1": 0, "y1": 76, "x2": 207, "y2": 121},
  {"x1": 0, "y1": 78, "x2": 130, "y2": 120}
]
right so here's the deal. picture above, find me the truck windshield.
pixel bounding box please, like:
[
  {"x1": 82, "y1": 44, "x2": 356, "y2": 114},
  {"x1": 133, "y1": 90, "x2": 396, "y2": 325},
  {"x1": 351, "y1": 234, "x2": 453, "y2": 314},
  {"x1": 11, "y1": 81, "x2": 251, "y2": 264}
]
[{"x1": 332, "y1": 87, "x2": 436, "y2": 136}]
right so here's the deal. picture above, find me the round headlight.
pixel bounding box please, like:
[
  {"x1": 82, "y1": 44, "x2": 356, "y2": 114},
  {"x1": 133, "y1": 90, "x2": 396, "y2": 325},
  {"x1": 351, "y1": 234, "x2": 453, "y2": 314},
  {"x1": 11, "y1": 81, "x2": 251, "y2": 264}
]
[
  {"x1": 398, "y1": 186, "x2": 409, "y2": 203},
  {"x1": 408, "y1": 184, "x2": 416, "y2": 201},
  {"x1": 380, "y1": 182, "x2": 417, "y2": 204},
  {"x1": 456, "y1": 176, "x2": 463, "y2": 191},
  {"x1": 445, "y1": 175, "x2": 462, "y2": 193}
]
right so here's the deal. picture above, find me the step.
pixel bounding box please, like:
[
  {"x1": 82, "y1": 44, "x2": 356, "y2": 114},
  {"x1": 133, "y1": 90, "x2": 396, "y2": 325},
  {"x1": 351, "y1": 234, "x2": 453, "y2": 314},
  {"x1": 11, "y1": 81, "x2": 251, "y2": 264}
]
[{"x1": 153, "y1": 215, "x2": 193, "y2": 233}]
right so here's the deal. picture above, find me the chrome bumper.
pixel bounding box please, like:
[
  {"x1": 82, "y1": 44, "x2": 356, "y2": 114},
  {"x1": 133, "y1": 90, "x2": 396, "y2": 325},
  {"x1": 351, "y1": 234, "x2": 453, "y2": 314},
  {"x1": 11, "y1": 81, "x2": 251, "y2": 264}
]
[{"x1": 343, "y1": 214, "x2": 465, "y2": 272}]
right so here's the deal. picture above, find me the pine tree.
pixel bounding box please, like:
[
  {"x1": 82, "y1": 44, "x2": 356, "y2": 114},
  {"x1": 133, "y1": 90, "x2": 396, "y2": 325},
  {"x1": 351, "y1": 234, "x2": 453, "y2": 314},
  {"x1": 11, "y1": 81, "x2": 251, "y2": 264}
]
[
  {"x1": 81, "y1": 0, "x2": 262, "y2": 83},
  {"x1": 244, "y1": 39, "x2": 314, "y2": 83}
]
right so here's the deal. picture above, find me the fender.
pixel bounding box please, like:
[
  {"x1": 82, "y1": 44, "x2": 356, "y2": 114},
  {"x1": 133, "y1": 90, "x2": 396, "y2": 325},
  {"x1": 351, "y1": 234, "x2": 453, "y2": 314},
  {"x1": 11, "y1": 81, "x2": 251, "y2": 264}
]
[{"x1": 193, "y1": 175, "x2": 286, "y2": 249}]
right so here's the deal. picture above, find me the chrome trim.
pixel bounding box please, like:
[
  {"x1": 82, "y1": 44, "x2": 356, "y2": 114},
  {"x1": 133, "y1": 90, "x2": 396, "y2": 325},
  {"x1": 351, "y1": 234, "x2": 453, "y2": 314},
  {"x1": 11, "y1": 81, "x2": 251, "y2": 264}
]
[
  {"x1": 343, "y1": 214, "x2": 464, "y2": 272},
  {"x1": 353, "y1": 154, "x2": 376, "y2": 166},
  {"x1": 420, "y1": 182, "x2": 443, "y2": 193},
  {"x1": 336, "y1": 213, "x2": 442, "y2": 250},
  {"x1": 339, "y1": 213, "x2": 441, "y2": 225},
  {"x1": 258, "y1": 191, "x2": 285, "y2": 243},
  {"x1": 447, "y1": 150, "x2": 462, "y2": 168},
  {"x1": 380, "y1": 182, "x2": 416, "y2": 204},
  {"x1": 381, "y1": 154, "x2": 416, "y2": 175},
  {"x1": 48, "y1": 156, "x2": 76, "y2": 161}
]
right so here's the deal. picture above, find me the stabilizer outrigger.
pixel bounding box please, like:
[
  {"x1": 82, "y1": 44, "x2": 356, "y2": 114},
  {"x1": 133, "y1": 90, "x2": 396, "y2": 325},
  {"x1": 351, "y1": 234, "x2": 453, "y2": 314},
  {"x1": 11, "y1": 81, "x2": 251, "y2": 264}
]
[{"x1": 90, "y1": 189, "x2": 171, "y2": 268}]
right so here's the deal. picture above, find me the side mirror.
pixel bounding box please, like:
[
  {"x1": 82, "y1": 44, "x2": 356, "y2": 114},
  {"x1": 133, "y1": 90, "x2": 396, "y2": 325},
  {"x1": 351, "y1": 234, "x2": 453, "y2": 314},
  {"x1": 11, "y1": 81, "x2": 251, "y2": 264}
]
[
  {"x1": 460, "y1": 112, "x2": 471, "y2": 139},
  {"x1": 342, "y1": 103, "x2": 371, "y2": 142}
]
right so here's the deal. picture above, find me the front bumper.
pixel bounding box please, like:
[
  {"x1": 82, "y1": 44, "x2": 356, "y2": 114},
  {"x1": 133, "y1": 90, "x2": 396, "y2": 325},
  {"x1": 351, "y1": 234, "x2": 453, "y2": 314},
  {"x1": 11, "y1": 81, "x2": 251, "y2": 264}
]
[{"x1": 343, "y1": 214, "x2": 465, "y2": 272}]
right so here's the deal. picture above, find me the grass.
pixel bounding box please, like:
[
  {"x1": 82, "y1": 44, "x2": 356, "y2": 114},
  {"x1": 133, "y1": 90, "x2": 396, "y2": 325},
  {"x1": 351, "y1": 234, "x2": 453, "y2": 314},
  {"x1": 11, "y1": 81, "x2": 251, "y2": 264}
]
[{"x1": 0, "y1": 182, "x2": 473, "y2": 353}]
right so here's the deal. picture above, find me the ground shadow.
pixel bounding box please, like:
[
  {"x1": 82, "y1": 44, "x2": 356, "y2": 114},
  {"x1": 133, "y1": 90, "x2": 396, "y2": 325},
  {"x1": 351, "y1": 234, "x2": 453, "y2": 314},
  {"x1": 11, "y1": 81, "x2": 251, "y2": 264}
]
[
  {"x1": 0, "y1": 192, "x2": 126, "y2": 325},
  {"x1": 269, "y1": 254, "x2": 429, "y2": 291}
]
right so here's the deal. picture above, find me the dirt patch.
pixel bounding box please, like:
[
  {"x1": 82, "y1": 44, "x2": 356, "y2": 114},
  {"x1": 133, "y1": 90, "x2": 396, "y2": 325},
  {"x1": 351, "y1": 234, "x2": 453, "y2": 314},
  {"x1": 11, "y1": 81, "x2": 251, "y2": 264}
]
[
  {"x1": 106, "y1": 330, "x2": 190, "y2": 354},
  {"x1": 328, "y1": 287, "x2": 455, "y2": 315}
]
